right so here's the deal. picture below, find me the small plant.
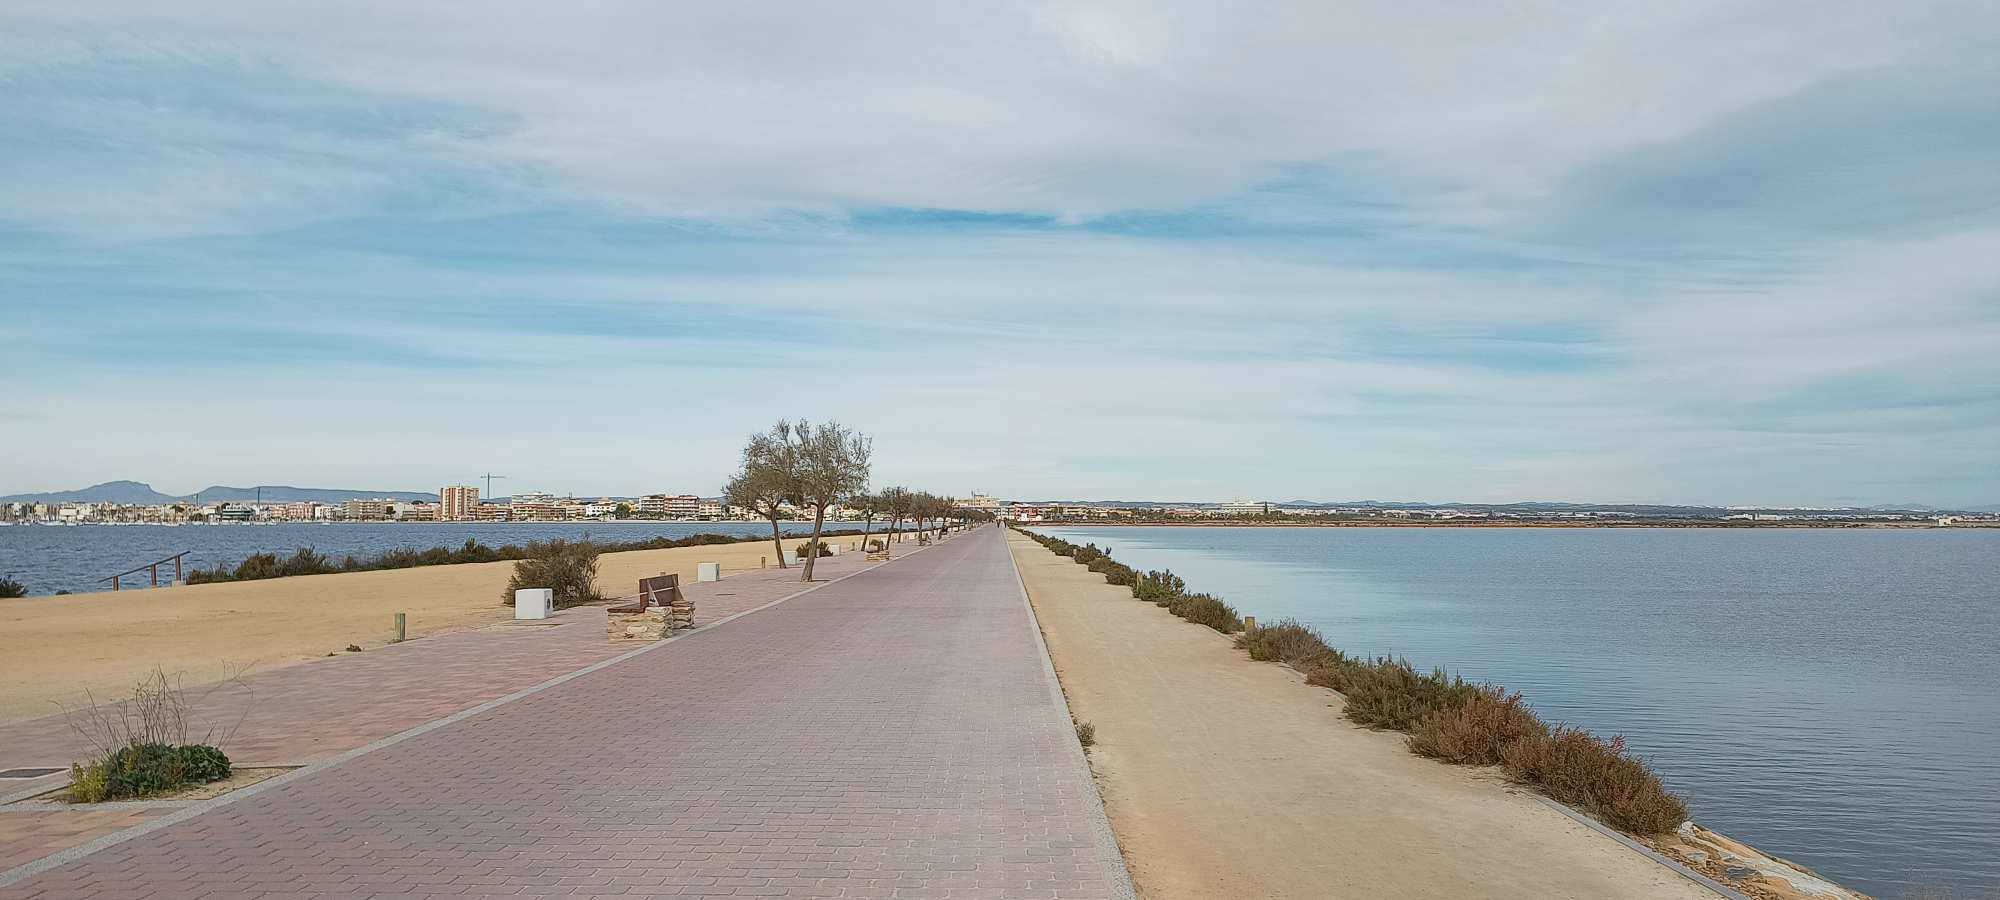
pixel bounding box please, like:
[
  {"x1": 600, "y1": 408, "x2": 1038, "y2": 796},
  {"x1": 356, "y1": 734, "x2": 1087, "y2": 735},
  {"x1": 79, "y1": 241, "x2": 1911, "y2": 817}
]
[
  {"x1": 0, "y1": 577, "x2": 27, "y2": 598},
  {"x1": 1075, "y1": 720, "x2": 1096, "y2": 748},
  {"x1": 345, "y1": 644, "x2": 362, "y2": 652},
  {"x1": 1408, "y1": 688, "x2": 1547, "y2": 765},
  {"x1": 60, "y1": 669, "x2": 239, "y2": 803},
  {"x1": 794, "y1": 540, "x2": 831, "y2": 559}
]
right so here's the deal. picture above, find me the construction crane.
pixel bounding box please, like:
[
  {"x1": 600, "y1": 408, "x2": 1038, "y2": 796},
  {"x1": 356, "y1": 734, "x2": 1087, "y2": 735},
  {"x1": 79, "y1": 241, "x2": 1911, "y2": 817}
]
[{"x1": 478, "y1": 473, "x2": 508, "y2": 498}]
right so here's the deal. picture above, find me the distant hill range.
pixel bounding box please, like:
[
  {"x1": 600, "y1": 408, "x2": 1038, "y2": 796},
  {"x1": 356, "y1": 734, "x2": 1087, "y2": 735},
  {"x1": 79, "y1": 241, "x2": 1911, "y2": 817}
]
[
  {"x1": 0, "y1": 480, "x2": 435, "y2": 505},
  {"x1": 1019, "y1": 498, "x2": 1980, "y2": 516}
]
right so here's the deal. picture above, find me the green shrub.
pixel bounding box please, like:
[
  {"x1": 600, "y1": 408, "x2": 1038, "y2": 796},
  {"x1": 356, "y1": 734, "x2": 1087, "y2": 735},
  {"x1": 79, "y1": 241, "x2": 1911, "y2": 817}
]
[
  {"x1": 0, "y1": 577, "x2": 27, "y2": 598},
  {"x1": 1236, "y1": 619, "x2": 1340, "y2": 668},
  {"x1": 502, "y1": 539, "x2": 602, "y2": 608},
  {"x1": 275, "y1": 548, "x2": 336, "y2": 578},
  {"x1": 68, "y1": 742, "x2": 233, "y2": 803},
  {"x1": 795, "y1": 540, "x2": 831, "y2": 558},
  {"x1": 1134, "y1": 569, "x2": 1185, "y2": 604},
  {"x1": 1165, "y1": 592, "x2": 1244, "y2": 633}
]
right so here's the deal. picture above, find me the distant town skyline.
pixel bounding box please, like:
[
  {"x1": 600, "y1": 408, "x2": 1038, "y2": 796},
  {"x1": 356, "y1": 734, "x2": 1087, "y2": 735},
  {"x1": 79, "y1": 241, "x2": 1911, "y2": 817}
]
[{"x1": 4, "y1": 3, "x2": 1995, "y2": 508}]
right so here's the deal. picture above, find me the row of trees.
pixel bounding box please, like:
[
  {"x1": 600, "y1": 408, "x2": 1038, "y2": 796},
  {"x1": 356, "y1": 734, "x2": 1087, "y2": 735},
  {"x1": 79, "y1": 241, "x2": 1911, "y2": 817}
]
[{"x1": 721, "y1": 420, "x2": 984, "y2": 582}]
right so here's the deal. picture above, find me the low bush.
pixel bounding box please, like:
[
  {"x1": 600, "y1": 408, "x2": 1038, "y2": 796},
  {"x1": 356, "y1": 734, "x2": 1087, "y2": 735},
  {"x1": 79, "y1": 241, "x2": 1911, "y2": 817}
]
[
  {"x1": 502, "y1": 539, "x2": 602, "y2": 608},
  {"x1": 1236, "y1": 619, "x2": 1339, "y2": 668},
  {"x1": 1500, "y1": 727, "x2": 1688, "y2": 833},
  {"x1": 1134, "y1": 569, "x2": 1185, "y2": 604},
  {"x1": 1407, "y1": 688, "x2": 1547, "y2": 765},
  {"x1": 1165, "y1": 592, "x2": 1243, "y2": 633},
  {"x1": 0, "y1": 577, "x2": 27, "y2": 598},
  {"x1": 68, "y1": 742, "x2": 233, "y2": 803},
  {"x1": 1075, "y1": 721, "x2": 1095, "y2": 748},
  {"x1": 795, "y1": 540, "x2": 831, "y2": 559}
]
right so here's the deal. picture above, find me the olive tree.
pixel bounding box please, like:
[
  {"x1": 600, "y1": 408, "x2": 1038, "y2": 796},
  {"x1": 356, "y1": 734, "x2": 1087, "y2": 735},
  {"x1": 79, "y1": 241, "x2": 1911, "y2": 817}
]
[
  {"x1": 789, "y1": 421, "x2": 872, "y2": 581},
  {"x1": 724, "y1": 423, "x2": 801, "y2": 568}
]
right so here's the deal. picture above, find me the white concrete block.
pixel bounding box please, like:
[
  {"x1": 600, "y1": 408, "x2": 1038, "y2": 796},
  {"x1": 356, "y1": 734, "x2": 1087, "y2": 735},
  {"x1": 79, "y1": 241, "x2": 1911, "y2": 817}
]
[
  {"x1": 782, "y1": 550, "x2": 800, "y2": 565},
  {"x1": 514, "y1": 588, "x2": 554, "y2": 619},
  {"x1": 697, "y1": 562, "x2": 722, "y2": 582}
]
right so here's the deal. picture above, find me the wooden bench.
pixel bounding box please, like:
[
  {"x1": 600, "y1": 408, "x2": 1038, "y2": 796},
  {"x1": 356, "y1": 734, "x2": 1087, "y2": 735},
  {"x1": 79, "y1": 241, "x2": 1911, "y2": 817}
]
[{"x1": 609, "y1": 573, "x2": 683, "y2": 613}]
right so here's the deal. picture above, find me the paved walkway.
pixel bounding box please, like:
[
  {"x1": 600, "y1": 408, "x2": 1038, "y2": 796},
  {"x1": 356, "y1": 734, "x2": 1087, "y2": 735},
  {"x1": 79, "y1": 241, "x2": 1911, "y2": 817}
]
[
  {"x1": 0, "y1": 539, "x2": 925, "y2": 874},
  {"x1": 0, "y1": 528, "x2": 1131, "y2": 899}
]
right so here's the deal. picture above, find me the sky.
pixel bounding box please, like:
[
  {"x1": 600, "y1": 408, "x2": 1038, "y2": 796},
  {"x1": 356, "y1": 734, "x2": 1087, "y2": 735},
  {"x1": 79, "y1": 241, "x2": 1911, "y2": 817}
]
[{"x1": 2, "y1": 1, "x2": 1996, "y2": 508}]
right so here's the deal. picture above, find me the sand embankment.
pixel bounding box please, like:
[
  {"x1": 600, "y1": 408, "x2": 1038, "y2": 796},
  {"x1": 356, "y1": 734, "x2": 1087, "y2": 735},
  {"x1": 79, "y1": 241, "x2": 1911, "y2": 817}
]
[
  {"x1": 1005, "y1": 529, "x2": 1716, "y2": 900},
  {"x1": 0, "y1": 533, "x2": 866, "y2": 724}
]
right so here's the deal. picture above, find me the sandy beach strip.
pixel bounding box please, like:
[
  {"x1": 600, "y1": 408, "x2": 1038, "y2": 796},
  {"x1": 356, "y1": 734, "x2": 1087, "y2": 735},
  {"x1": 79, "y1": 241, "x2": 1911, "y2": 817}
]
[{"x1": 1005, "y1": 528, "x2": 1717, "y2": 900}]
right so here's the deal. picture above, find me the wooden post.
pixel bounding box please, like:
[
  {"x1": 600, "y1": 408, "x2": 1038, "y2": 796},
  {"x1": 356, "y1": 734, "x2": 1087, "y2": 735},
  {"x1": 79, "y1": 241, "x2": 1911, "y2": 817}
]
[
  {"x1": 174, "y1": 554, "x2": 183, "y2": 583},
  {"x1": 761, "y1": 556, "x2": 767, "y2": 569},
  {"x1": 150, "y1": 564, "x2": 159, "y2": 588},
  {"x1": 394, "y1": 612, "x2": 406, "y2": 643},
  {"x1": 1243, "y1": 615, "x2": 1257, "y2": 632}
]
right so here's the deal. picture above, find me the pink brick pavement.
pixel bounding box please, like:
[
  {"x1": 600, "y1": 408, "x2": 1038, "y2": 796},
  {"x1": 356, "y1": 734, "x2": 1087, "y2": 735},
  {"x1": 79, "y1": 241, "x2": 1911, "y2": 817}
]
[
  {"x1": 0, "y1": 539, "x2": 924, "y2": 874},
  {"x1": 0, "y1": 528, "x2": 1131, "y2": 898}
]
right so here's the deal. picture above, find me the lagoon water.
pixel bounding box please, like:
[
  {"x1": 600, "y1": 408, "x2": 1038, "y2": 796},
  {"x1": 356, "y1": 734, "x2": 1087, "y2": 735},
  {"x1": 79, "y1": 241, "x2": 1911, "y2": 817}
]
[
  {"x1": 0, "y1": 521, "x2": 840, "y2": 596},
  {"x1": 1034, "y1": 525, "x2": 1999, "y2": 898}
]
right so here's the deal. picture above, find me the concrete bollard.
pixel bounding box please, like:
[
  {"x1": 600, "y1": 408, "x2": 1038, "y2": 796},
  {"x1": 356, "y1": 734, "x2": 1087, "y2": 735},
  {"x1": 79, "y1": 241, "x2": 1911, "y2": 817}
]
[
  {"x1": 393, "y1": 612, "x2": 406, "y2": 642},
  {"x1": 782, "y1": 550, "x2": 801, "y2": 565},
  {"x1": 514, "y1": 588, "x2": 554, "y2": 620},
  {"x1": 828, "y1": 544, "x2": 842, "y2": 556},
  {"x1": 697, "y1": 562, "x2": 721, "y2": 582},
  {"x1": 1243, "y1": 615, "x2": 1257, "y2": 632}
]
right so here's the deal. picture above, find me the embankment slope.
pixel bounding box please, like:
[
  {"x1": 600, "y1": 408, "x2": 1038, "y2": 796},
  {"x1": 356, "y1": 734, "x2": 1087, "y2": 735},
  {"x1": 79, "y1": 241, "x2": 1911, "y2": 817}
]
[{"x1": 1006, "y1": 529, "x2": 1715, "y2": 900}]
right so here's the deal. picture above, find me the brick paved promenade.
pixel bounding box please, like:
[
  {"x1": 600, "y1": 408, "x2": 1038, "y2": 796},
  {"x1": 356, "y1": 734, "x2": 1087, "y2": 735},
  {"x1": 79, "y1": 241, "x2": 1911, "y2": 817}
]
[{"x1": 0, "y1": 528, "x2": 1132, "y2": 899}]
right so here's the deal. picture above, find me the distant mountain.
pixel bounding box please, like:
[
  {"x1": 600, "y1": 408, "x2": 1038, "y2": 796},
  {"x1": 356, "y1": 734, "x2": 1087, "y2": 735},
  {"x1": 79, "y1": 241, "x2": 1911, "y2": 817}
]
[
  {"x1": 0, "y1": 481, "x2": 434, "y2": 504},
  {"x1": 0, "y1": 480, "x2": 181, "y2": 504}
]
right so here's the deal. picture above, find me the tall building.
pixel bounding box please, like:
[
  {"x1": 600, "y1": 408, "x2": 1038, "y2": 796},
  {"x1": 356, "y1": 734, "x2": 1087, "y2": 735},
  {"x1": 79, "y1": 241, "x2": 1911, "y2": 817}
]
[{"x1": 439, "y1": 485, "x2": 479, "y2": 521}]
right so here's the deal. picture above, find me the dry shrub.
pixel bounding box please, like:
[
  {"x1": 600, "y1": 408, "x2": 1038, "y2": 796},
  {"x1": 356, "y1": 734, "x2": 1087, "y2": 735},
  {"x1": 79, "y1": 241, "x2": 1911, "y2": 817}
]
[
  {"x1": 502, "y1": 539, "x2": 602, "y2": 607},
  {"x1": 1408, "y1": 688, "x2": 1548, "y2": 765},
  {"x1": 1236, "y1": 619, "x2": 1339, "y2": 667},
  {"x1": 1500, "y1": 726, "x2": 1689, "y2": 834}
]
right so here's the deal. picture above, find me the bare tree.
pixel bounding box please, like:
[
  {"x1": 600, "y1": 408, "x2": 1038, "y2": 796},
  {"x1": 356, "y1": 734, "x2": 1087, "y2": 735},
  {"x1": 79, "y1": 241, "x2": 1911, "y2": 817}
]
[
  {"x1": 724, "y1": 423, "x2": 801, "y2": 568},
  {"x1": 789, "y1": 421, "x2": 873, "y2": 581}
]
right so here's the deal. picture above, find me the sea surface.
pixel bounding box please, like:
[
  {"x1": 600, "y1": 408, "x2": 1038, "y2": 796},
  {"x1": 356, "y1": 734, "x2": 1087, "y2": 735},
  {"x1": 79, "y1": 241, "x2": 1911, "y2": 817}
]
[
  {"x1": 0, "y1": 521, "x2": 844, "y2": 596},
  {"x1": 1032, "y1": 525, "x2": 1999, "y2": 898}
]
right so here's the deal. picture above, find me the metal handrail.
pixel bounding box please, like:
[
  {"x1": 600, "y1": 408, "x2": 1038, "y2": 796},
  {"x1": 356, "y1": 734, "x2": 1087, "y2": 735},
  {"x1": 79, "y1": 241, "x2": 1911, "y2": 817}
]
[{"x1": 99, "y1": 551, "x2": 191, "y2": 591}]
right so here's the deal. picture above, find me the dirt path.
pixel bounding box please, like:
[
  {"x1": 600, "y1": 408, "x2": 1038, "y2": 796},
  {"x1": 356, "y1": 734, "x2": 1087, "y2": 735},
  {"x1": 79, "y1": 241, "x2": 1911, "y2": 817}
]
[
  {"x1": 1006, "y1": 530, "x2": 1717, "y2": 900},
  {"x1": 0, "y1": 533, "x2": 886, "y2": 724}
]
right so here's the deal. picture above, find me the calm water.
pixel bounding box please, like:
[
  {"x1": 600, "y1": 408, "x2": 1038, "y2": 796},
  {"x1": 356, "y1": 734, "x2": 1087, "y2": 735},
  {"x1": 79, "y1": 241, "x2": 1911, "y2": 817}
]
[
  {"x1": 1035, "y1": 525, "x2": 1999, "y2": 898},
  {"x1": 0, "y1": 521, "x2": 842, "y2": 596}
]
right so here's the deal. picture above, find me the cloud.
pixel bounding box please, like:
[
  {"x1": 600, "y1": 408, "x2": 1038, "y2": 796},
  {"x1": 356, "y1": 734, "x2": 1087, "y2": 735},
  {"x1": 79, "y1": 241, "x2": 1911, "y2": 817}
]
[{"x1": 0, "y1": 0, "x2": 1995, "y2": 505}]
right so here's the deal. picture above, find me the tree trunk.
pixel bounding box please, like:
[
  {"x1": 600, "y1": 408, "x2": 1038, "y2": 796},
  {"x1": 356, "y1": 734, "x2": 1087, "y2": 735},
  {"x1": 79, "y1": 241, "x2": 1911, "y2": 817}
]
[
  {"x1": 802, "y1": 504, "x2": 827, "y2": 581},
  {"x1": 769, "y1": 514, "x2": 787, "y2": 568},
  {"x1": 860, "y1": 513, "x2": 874, "y2": 549}
]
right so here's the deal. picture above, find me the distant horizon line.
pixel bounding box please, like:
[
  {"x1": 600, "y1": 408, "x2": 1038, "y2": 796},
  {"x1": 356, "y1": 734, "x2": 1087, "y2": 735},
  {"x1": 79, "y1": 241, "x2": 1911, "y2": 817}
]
[{"x1": 2, "y1": 480, "x2": 1992, "y2": 514}]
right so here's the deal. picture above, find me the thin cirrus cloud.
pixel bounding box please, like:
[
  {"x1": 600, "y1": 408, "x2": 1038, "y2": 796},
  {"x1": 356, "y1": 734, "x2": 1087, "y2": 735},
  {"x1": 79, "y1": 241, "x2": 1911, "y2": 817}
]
[{"x1": 0, "y1": 0, "x2": 1995, "y2": 507}]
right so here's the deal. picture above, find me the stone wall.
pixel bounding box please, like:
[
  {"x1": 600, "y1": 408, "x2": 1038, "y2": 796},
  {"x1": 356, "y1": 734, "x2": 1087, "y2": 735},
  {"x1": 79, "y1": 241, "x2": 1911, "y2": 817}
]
[{"x1": 606, "y1": 598, "x2": 695, "y2": 641}]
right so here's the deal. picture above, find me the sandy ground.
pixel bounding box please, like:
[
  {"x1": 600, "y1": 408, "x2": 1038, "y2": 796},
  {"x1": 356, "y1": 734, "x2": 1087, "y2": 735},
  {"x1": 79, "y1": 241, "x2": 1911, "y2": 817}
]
[
  {"x1": 0, "y1": 532, "x2": 879, "y2": 725},
  {"x1": 1006, "y1": 530, "x2": 1716, "y2": 900}
]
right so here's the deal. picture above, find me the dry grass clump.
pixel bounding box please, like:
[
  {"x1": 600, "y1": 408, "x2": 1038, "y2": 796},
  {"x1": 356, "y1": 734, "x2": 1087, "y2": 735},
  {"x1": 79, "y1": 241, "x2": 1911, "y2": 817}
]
[
  {"x1": 1075, "y1": 720, "x2": 1096, "y2": 748},
  {"x1": 1016, "y1": 530, "x2": 1243, "y2": 634},
  {"x1": 1236, "y1": 618, "x2": 1337, "y2": 667}
]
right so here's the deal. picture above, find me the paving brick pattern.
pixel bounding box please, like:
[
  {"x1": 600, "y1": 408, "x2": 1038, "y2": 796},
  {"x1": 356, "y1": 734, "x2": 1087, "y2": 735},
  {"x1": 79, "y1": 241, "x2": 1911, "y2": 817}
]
[
  {"x1": 0, "y1": 529, "x2": 1128, "y2": 898},
  {"x1": 0, "y1": 541, "x2": 927, "y2": 871}
]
